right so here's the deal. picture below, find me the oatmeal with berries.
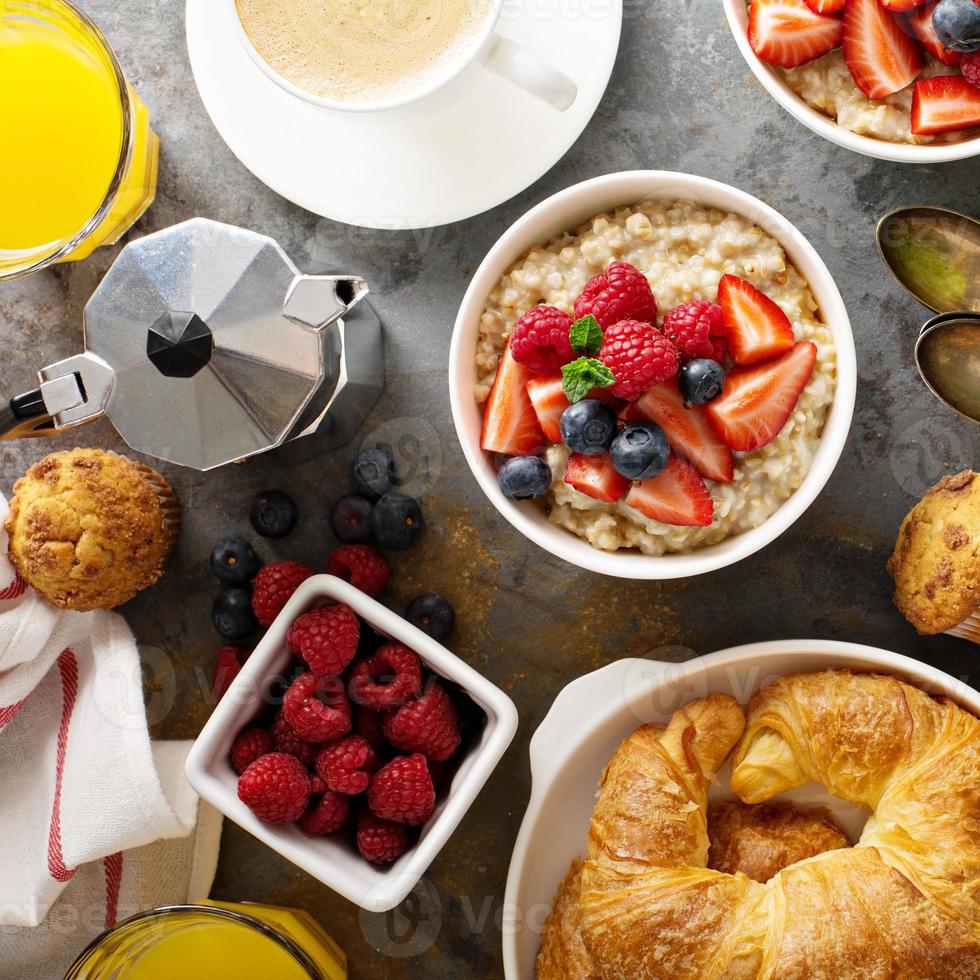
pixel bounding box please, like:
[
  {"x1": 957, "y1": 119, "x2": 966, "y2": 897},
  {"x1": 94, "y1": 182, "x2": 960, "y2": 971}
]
[{"x1": 475, "y1": 199, "x2": 838, "y2": 556}]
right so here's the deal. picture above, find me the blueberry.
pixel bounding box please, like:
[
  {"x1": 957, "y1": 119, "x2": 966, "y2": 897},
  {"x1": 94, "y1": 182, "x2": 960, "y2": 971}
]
[
  {"x1": 249, "y1": 490, "x2": 298, "y2": 538},
  {"x1": 370, "y1": 491, "x2": 423, "y2": 550},
  {"x1": 933, "y1": 0, "x2": 980, "y2": 51},
  {"x1": 210, "y1": 537, "x2": 261, "y2": 587},
  {"x1": 678, "y1": 358, "x2": 726, "y2": 405},
  {"x1": 497, "y1": 455, "x2": 552, "y2": 500},
  {"x1": 351, "y1": 446, "x2": 397, "y2": 499},
  {"x1": 559, "y1": 399, "x2": 617, "y2": 455},
  {"x1": 330, "y1": 494, "x2": 373, "y2": 543},
  {"x1": 610, "y1": 423, "x2": 671, "y2": 481},
  {"x1": 212, "y1": 588, "x2": 258, "y2": 640},
  {"x1": 405, "y1": 593, "x2": 455, "y2": 642}
]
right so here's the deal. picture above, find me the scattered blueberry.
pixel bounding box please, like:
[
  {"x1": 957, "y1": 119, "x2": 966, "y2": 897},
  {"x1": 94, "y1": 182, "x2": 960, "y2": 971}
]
[
  {"x1": 330, "y1": 494, "x2": 374, "y2": 543},
  {"x1": 610, "y1": 423, "x2": 671, "y2": 481},
  {"x1": 405, "y1": 593, "x2": 456, "y2": 642},
  {"x1": 249, "y1": 490, "x2": 298, "y2": 538},
  {"x1": 678, "y1": 358, "x2": 726, "y2": 405},
  {"x1": 497, "y1": 455, "x2": 552, "y2": 500},
  {"x1": 210, "y1": 537, "x2": 261, "y2": 587},
  {"x1": 351, "y1": 446, "x2": 397, "y2": 499},
  {"x1": 370, "y1": 491, "x2": 423, "y2": 550},
  {"x1": 212, "y1": 588, "x2": 258, "y2": 640},
  {"x1": 559, "y1": 399, "x2": 617, "y2": 455},
  {"x1": 933, "y1": 0, "x2": 980, "y2": 51}
]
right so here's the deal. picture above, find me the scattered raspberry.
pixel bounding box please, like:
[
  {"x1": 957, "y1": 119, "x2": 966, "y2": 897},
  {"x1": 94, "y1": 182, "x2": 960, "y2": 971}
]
[
  {"x1": 349, "y1": 643, "x2": 423, "y2": 710},
  {"x1": 661, "y1": 301, "x2": 725, "y2": 361},
  {"x1": 212, "y1": 645, "x2": 250, "y2": 701},
  {"x1": 509, "y1": 306, "x2": 575, "y2": 373},
  {"x1": 299, "y1": 790, "x2": 351, "y2": 836},
  {"x1": 353, "y1": 705, "x2": 387, "y2": 750},
  {"x1": 287, "y1": 604, "x2": 360, "y2": 675},
  {"x1": 230, "y1": 726, "x2": 274, "y2": 775},
  {"x1": 367, "y1": 754, "x2": 436, "y2": 826},
  {"x1": 271, "y1": 711, "x2": 319, "y2": 768},
  {"x1": 315, "y1": 735, "x2": 379, "y2": 795},
  {"x1": 357, "y1": 810, "x2": 410, "y2": 864},
  {"x1": 251, "y1": 561, "x2": 315, "y2": 627},
  {"x1": 599, "y1": 319, "x2": 679, "y2": 400},
  {"x1": 964, "y1": 51, "x2": 980, "y2": 90},
  {"x1": 383, "y1": 681, "x2": 461, "y2": 762},
  {"x1": 326, "y1": 545, "x2": 390, "y2": 598},
  {"x1": 237, "y1": 752, "x2": 311, "y2": 823},
  {"x1": 574, "y1": 262, "x2": 657, "y2": 328},
  {"x1": 283, "y1": 673, "x2": 352, "y2": 743}
]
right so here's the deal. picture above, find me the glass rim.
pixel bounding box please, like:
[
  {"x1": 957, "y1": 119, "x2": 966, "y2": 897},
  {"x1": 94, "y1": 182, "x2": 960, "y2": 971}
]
[
  {"x1": 63, "y1": 903, "x2": 326, "y2": 979},
  {"x1": 3, "y1": 0, "x2": 135, "y2": 281}
]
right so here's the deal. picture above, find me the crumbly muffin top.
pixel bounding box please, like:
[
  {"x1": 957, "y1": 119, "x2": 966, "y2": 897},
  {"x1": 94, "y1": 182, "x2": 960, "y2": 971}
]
[
  {"x1": 5, "y1": 448, "x2": 177, "y2": 611},
  {"x1": 887, "y1": 470, "x2": 980, "y2": 634}
]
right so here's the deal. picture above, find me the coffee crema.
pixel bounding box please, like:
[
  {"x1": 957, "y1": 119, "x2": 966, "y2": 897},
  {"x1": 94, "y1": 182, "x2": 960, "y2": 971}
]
[{"x1": 236, "y1": 0, "x2": 494, "y2": 104}]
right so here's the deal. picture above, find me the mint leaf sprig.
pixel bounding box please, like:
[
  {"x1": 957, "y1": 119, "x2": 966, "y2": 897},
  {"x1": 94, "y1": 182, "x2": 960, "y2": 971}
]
[
  {"x1": 568, "y1": 314, "x2": 603, "y2": 356},
  {"x1": 561, "y1": 357, "x2": 615, "y2": 404}
]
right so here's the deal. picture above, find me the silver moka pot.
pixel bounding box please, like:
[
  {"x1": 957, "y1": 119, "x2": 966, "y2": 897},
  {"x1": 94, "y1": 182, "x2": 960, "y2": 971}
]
[{"x1": 0, "y1": 219, "x2": 384, "y2": 470}]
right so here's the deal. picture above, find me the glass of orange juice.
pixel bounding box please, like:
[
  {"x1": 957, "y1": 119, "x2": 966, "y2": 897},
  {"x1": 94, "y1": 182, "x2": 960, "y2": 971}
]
[
  {"x1": 0, "y1": 0, "x2": 158, "y2": 280},
  {"x1": 64, "y1": 902, "x2": 348, "y2": 980}
]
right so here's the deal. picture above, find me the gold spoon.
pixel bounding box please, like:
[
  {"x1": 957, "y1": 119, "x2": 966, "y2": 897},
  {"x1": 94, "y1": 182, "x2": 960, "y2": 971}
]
[{"x1": 915, "y1": 312, "x2": 980, "y2": 424}]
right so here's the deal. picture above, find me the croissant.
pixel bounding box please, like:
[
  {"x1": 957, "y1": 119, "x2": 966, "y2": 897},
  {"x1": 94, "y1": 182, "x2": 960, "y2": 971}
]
[{"x1": 572, "y1": 671, "x2": 980, "y2": 978}]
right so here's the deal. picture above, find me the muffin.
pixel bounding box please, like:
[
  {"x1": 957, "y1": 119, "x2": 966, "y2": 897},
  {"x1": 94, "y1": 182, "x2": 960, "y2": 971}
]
[
  {"x1": 887, "y1": 470, "x2": 980, "y2": 637},
  {"x1": 5, "y1": 449, "x2": 180, "y2": 611}
]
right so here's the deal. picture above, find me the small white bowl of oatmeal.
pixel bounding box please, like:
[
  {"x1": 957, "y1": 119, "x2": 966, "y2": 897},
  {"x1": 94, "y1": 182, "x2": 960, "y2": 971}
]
[
  {"x1": 722, "y1": 0, "x2": 980, "y2": 164},
  {"x1": 448, "y1": 171, "x2": 856, "y2": 580}
]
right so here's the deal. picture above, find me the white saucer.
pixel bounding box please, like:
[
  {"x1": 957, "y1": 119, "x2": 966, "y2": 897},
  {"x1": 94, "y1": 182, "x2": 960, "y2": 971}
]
[{"x1": 184, "y1": 0, "x2": 622, "y2": 229}]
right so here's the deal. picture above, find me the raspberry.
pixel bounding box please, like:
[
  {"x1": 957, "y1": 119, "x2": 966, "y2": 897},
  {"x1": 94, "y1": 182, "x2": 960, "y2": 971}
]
[
  {"x1": 283, "y1": 672, "x2": 352, "y2": 743},
  {"x1": 367, "y1": 754, "x2": 436, "y2": 826},
  {"x1": 964, "y1": 52, "x2": 980, "y2": 90},
  {"x1": 315, "y1": 735, "x2": 379, "y2": 795},
  {"x1": 574, "y1": 262, "x2": 657, "y2": 329},
  {"x1": 353, "y1": 705, "x2": 387, "y2": 750},
  {"x1": 251, "y1": 561, "x2": 315, "y2": 627},
  {"x1": 287, "y1": 604, "x2": 360, "y2": 675},
  {"x1": 599, "y1": 319, "x2": 679, "y2": 400},
  {"x1": 230, "y1": 726, "x2": 274, "y2": 775},
  {"x1": 383, "y1": 681, "x2": 461, "y2": 762},
  {"x1": 661, "y1": 301, "x2": 725, "y2": 361},
  {"x1": 349, "y1": 643, "x2": 423, "y2": 710},
  {"x1": 299, "y1": 790, "x2": 351, "y2": 836},
  {"x1": 357, "y1": 810, "x2": 410, "y2": 864},
  {"x1": 237, "y1": 753, "x2": 311, "y2": 823},
  {"x1": 326, "y1": 545, "x2": 390, "y2": 599},
  {"x1": 310, "y1": 775, "x2": 327, "y2": 794},
  {"x1": 212, "y1": 645, "x2": 250, "y2": 701},
  {"x1": 271, "y1": 711, "x2": 319, "y2": 768},
  {"x1": 509, "y1": 306, "x2": 575, "y2": 373}
]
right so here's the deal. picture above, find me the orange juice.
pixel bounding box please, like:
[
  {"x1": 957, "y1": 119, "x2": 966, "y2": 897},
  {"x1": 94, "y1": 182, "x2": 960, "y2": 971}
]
[{"x1": 0, "y1": 0, "x2": 158, "y2": 279}]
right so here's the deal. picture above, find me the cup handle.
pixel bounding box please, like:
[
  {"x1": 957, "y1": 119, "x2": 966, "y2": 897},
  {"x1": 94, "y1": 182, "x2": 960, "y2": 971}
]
[{"x1": 482, "y1": 34, "x2": 577, "y2": 111}]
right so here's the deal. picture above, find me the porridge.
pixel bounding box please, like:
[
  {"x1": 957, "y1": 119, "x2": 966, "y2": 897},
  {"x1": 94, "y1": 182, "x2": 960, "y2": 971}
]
[{"x1": 475, "y1": 200, "x2": 838, "y2": 556}]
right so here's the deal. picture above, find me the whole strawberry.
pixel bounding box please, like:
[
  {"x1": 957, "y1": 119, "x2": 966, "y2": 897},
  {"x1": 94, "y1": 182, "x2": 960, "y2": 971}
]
[
  {"x1": 299, "y1": 790, "x2": 351, "y2": 836},
  {"x1": 349, "y1": 643, "x2": 423, "y2": 710},
  {"x1": 283, "y1": 672, "x2": 352, "y2": 743},
  {"x1": 251, "y1": 561, "x2": 315, "y2": 627},
  {"x1": 575, "y1": 262, "x2": 657, "y2": 328},
  {"x1": 287, "y1": 604, "x2": 360, "y2": 675},
  {"x1": 599, "y1": 319, "x2": 679, "y2": 400},
  {"x1": 230, "y1": 726, "x2": 274, "y2": 775},
  {"x1": 661, "y1": 301, "x2": 725, "y2": 361},
  {"x1": 326, "y1": 545, "x2": 390, "y2": 599},
  {"x1": 357, "y1": 810, "x2": 410, "y2": 864},
  {"x1": 368, "y1": 753, "x2": 436, "y2": 826},
  {"x1": 237, "y1": 752, "x2": 311, "y2": 823},
  {"x1": 509, "y1": 306, "x2": 575, "y2": 373},
  {"x1": 315, "y1": 735, "x2": 379, "y2": 795},
  {"x1": 383, "y1": 681, "x2": 461, "y2": 762},
  {"x1": 270, "y1": 710, "x2": 319, "y2": 768}
]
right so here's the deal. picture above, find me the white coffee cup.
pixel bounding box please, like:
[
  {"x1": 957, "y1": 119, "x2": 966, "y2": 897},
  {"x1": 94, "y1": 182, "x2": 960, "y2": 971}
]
[{"x1": 226, "y1": 0, "x2": 579, "y2": 114}]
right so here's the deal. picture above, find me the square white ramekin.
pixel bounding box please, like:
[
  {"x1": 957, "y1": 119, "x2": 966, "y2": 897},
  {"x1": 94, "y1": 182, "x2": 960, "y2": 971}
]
[{"x1": 186, "y1": 574, "x2": 519, "y2": 912}]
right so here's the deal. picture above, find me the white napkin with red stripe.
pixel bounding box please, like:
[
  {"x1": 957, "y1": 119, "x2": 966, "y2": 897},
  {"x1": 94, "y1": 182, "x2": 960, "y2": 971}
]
[{"x1": 0, "y1": 494, "x2": 222, "y2": 978}]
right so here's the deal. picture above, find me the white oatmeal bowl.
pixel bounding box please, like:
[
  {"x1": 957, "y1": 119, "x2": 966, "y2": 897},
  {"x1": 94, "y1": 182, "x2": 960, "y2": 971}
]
[
  {"x1": 448, "y1": 171, "x2": 856, "y2": 580},
  {"x1": 722, "y1": 0, "x2": 980, "y2": 164}
]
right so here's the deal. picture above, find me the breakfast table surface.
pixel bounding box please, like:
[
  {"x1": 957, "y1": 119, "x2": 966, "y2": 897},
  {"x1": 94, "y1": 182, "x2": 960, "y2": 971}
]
[{"x1": 2, "y1": 2, "x2": 979, "y2": 977}]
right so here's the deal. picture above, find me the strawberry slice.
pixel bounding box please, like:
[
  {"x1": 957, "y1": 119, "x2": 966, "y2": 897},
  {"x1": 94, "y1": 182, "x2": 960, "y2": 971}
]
[
  {"x1": 911, "y1": 75, "x2": 980, "y2": 135},
  {"x1": 843, "y1": 0, "x2": 923, "y2": 100},
  {"x1": 878, "y1": 0, "x2": 930, "y2": 9},
  {"x1": 705, "y1": 342, "x2": 817, "y2": 452},
  {"x1": 480, "y1": 341, "x2": 544, "y2": 456},
  {"x1": 748, "y1": 0, "x2": 844, "y2": 69},
  {"x1": 630, "y1": 379, "x2": 734, "y2": 483},
  {"x1": 525, "y1": 375, "x2": 619, "y2": 445},
  {"x1": 625, "y1": 456, "x2": 714, "y2": 528},
  {"x1": 906, "y1": 1, "x2": 961, "y2": 66},
  {"x1": 564, "y1": 453, "x2": 631, "y2": 503},
  {"x1": 803, "y1": 0, "x2": 844, "y2": 13},
  {"x1": 717, "y1": 274, "x2": 796, "y2": 367}
]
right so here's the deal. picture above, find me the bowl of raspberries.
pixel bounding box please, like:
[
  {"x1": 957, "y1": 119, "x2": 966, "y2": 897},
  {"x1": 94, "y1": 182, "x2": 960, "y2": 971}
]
[{"x1": 186, "y1": 574, "x2": 518, "y2": 912}]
